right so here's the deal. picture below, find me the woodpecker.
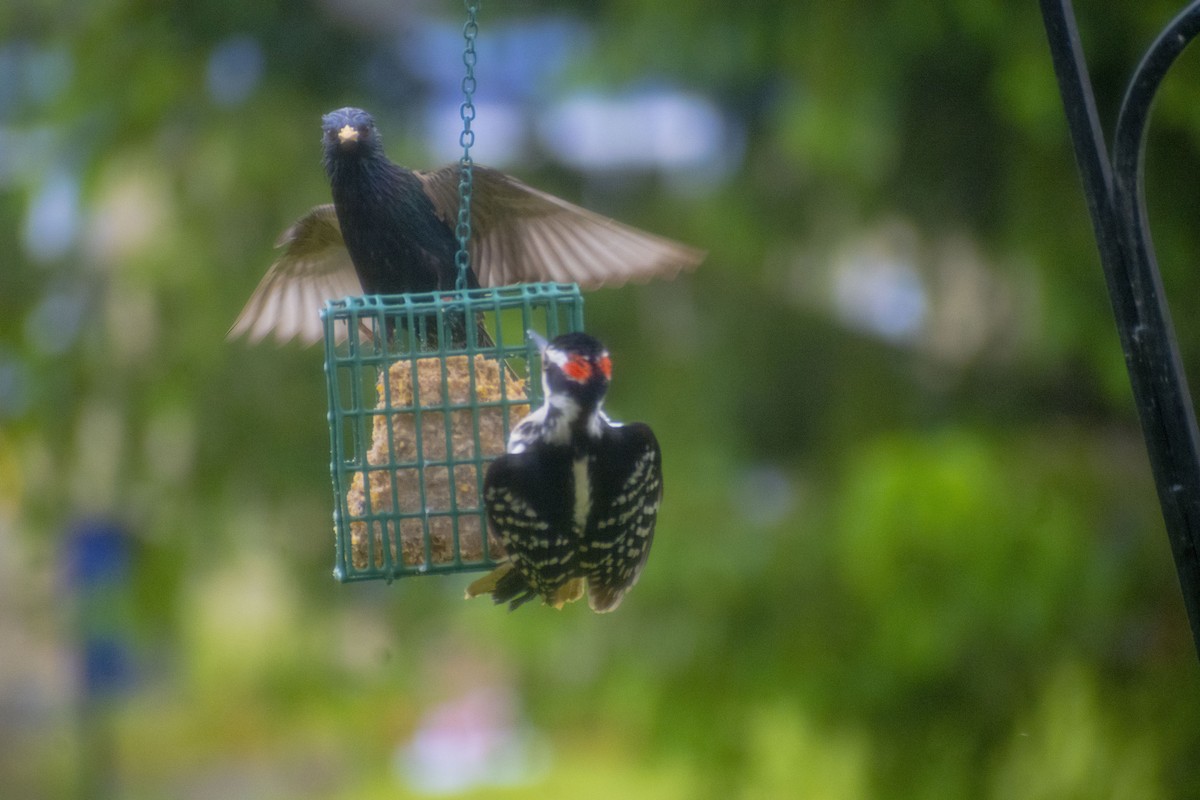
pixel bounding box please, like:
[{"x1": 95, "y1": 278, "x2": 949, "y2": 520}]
[
  {"x1": 466, "y1": 331, "x2": 662, "y2": 612},
  {"x1": 229, "y1": 107, "x2": 705, "y2": 346}
]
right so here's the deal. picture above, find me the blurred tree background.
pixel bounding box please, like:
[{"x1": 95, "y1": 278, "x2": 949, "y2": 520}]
[{"x1": 3, "y1": 0, "x2": 1200, "y2": 797}]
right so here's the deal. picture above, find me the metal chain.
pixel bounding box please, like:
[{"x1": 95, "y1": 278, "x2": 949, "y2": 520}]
[{"x1": 454, "y1": 0, "x2": 479, "y2": 291}]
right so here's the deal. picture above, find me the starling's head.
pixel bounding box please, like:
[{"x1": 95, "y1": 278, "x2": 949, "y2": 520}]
[
  {"x1": 321, "y1": 107, "x2": 381, "y2": 159},
  {"x1": 531, "y1": 330, "x2": 613, "y2": 412}
]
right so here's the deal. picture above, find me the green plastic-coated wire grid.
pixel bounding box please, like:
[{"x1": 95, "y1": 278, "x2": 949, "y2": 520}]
[{"x1": 322, "y1": 283, "x2": 585, "y2": 582}]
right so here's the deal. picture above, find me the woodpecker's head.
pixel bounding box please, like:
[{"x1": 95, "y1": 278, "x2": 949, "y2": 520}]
[
  {"x1": 322, "y1": 107, "x2": 382, "y2": 167},
  {"x1": 532, "y1": 330, "x2": 612, "y2": 414}
]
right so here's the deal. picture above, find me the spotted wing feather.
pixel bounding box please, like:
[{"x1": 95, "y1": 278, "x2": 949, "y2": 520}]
[
  {"x1": 581, "y1": 422, "x2": 663, "y2": 613},
  {"x1": 482, "y1": 446, "x2": 578, "y2": 610}
]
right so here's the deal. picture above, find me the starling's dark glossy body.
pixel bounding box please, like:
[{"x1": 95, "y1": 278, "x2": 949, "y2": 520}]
[
  {"x1": 230, "y1": 107, "x2": 706, "y2": 346},
  {"x1": 467, "y1": 332, "x2": 662, "y2": 613},
  {"x1": 321, "y1": 108, "x2": 465, "y2": 297}
]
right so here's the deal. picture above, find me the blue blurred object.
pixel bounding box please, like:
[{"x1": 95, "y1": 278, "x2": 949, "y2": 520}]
[
  {"x1": 65, "y1": 519, "x2": 133, "y2": 698},
  {"x1": 67, "y1": 519, "x2": 129, "y2": 586}
]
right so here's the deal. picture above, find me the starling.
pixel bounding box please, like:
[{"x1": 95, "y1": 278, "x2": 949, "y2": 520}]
[{"x1": 230, "y1": 107, "x2": 705, "y2": 345}]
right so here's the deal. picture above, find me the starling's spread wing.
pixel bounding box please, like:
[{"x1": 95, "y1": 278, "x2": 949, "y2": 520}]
[
  {"x1": 228, "y1": 205, "x2": 362, "y2": 345},
  {"x1": 416, "y1": 165, "x2": 705, "y2": 289},
  {"x1": 582, "y1": 422, "x2": 662, "y2": 613},
  {"x1": 481, "y1": 447, "x2": 580, "y2": 610}
]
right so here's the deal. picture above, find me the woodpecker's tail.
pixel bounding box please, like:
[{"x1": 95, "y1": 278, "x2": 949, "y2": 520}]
[
  {"x1": 465, "y1": 562, "x2": 538, "y2": 611},
  {"x1": 465, "y1": 563, "x2": 586, "y2": 611}
]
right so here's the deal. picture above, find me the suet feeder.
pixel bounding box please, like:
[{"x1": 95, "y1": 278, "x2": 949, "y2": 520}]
[{"x1": 322, "y1": 284, "x2": 584, "y2": 582}]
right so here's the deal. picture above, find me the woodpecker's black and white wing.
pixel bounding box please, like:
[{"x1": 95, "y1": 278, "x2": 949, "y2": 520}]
[
  {"x1": 228, "y1": 205, "x2": 361, "y2": 345},
  {"x1": 478, "y1": 446, "x2": 579, "y2": 610},
  {"x1": 417, "y1": 165, "x2": 706, "y2": 290},
  {"x1": 581, "y1": 422, "x2": 663, "y2": 613}
]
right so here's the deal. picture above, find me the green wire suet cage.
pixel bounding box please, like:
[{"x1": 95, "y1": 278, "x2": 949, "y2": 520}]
[{"x1": 323, "y1": 284, "x2": 585, "y2": 582}]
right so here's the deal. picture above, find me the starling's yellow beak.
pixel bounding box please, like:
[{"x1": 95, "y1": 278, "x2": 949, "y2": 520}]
[{"x1": 337, "y1": 124, "x2": 359, "y2": 144}]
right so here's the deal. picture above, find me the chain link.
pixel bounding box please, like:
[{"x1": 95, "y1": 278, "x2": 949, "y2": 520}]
[{"x1": 454, "y1": 1, "x2": 480, "y2": 291}]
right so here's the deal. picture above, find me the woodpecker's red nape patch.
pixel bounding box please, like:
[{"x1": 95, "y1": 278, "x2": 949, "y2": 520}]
[
  {"x1": 562, "y1": 355, "x2": 593, "y2": 382},
  {"x1": 597, "y1": 354, "x2": 612, "y2": 380}
]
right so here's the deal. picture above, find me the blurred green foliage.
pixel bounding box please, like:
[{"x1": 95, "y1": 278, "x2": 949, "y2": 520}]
[{"x1": 3, "y1": 0, "x2": 1200, "y2": 797}]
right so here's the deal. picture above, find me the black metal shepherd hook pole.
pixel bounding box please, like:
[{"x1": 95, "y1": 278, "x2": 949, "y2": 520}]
[{"x1": 1040, "y1": 0, "x2": 1200, "y2": 659}]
